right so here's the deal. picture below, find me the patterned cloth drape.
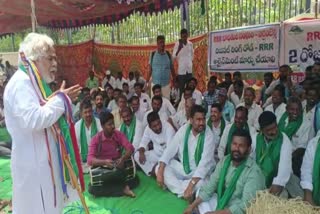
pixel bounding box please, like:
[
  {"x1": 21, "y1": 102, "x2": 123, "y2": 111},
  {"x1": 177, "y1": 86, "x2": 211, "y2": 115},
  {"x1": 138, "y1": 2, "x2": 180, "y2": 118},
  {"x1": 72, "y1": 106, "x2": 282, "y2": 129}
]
[{"x1": 55, "y1": 34, "x2": 208, "y2": 92}]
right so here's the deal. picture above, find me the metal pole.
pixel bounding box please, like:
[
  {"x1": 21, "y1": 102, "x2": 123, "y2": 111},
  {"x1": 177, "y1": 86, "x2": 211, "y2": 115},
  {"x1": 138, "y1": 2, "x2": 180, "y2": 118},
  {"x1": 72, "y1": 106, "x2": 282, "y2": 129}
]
[
  {"x1": 206, "y1": 0, "x2": 210, "y2": 32},
  {"x1": 11, "y1": 34, "x2": 15, "y2": 52},
  {"x1": 316, "y1": 0, "x2": 318, "y2": 19},
  {"x1": 31, "y1": 0, "x2": 36, "y2": 32}
]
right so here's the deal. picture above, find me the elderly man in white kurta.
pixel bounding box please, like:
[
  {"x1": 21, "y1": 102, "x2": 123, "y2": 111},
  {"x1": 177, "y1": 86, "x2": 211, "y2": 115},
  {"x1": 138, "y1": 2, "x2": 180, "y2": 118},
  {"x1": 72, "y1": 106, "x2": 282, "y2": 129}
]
[
  {"x1": 264, "y1": 84, "x2": 287, "y2": 123},
  {"x1": 135, "y1": 111, "x2": 175, "y2": 176},
  {"x1": 168, "y1": 96, "x2": 194, "y2": 131},
  {"x1": 156, "y1": 105, "x2": 216, "y2": 200},
  {"x1": 152, "y1": 84, "x2": 176, "y2": 119},
  {"x1": 236, "y1": 87, "x2": 263, "y2": 131},
  {"x1": 4, "y1": 33, "x2": 82, "y2": 214},
  {"x1": 119, "y1": 106, "x2": 144, "y2": 150},
  {"x1": 300, "y1": 133, "x2": 320, "y2": 206}
]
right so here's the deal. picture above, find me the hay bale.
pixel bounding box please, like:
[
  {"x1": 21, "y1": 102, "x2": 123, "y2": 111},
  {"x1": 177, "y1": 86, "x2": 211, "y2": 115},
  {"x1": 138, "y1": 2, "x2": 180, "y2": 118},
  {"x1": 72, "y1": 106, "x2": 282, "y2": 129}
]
[{"x1": 247, "y1": 191, "x2": 320, "y2": 214}]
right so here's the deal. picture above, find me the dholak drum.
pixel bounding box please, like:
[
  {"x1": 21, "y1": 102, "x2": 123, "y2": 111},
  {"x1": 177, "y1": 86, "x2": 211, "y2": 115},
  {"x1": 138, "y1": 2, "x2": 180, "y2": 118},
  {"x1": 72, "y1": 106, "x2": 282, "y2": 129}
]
[{"x1": 89, "y1": 156, "x2": 137, "y2": 187}]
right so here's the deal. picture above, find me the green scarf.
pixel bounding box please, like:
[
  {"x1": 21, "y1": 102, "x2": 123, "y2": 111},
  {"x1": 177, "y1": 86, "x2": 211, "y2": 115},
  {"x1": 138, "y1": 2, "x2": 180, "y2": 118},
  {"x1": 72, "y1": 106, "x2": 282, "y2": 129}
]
[
  {"x1": 183, "y1": 124, "x2": 205, "y2": 174},
  {"x1": 207, "y1": 117, "x2": 226, "y2": 137},
  {"x1": 216, "y1": 155, "x2": 247, "y2": 210},
  {"x1": 225, "y1": 123, "x2": 249, "y2": 155},
  {"x1": 80, "y1": 118, "x2": 98, "y2": 162},
  {"x1": 312, "y1": 137, "x2": 320, "y2": 205},
  {"x1": 256, "y1": 133, "x2": 283, "y2": 188},
  {"x1": 120, "y1": 116, "x2": 136, "y2": 143},
  {"x1": 278, "y1": 112, "x2": 303, "y2": 139}
]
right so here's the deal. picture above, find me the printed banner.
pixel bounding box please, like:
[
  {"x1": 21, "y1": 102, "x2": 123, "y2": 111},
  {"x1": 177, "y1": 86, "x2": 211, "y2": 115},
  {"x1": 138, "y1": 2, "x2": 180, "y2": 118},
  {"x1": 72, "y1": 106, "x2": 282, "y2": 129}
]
[
  {"x1": 281, "y1": 20, "x2": 320, "y2": 72},
  {"x1": 209, "y1": 24, "x2": 280, "y2": 72}
]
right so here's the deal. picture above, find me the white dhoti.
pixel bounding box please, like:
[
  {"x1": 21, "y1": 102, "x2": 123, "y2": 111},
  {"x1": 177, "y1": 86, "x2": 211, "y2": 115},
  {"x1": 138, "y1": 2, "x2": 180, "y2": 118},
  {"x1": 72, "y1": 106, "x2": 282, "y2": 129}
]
[
  {"x1": 156, "y1": 159, "x2": 204, "y2": 197},
  {"x1": 134, "y1": 151, "x2": 160, "y2": 176},
  {"x1": 198, "y1": 193, "x2": 217, "y2": 214}
]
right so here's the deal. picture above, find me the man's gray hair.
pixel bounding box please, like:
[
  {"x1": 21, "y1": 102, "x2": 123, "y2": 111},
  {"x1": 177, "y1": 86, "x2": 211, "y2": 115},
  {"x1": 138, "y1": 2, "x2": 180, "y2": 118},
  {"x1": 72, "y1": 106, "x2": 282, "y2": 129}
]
[{"x1": 18, "y1": 33, "x2": 54, "y2": 62}]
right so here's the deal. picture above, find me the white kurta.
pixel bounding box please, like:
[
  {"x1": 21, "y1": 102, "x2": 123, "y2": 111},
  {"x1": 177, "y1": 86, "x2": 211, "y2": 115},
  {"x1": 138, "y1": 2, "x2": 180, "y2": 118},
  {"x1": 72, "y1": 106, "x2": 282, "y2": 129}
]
[
  {"x1": 75, "y1": 117, "x2": 102, "y2": 154},
  {"x1": 302, "y1": 101, "x2": 317, "y2": 138},
  {"x1": 251, "y1": 132, "x2": 293, "y2": 187},
  {"x1": 142, "y1": 109, "x2": 169, "y2": 128},
  {"x1": 264, "y1": 102, "x2": 287, "y2": 123},
  {"x1": 300, "y1": 135, "x2": 320, "y2": 191},
  {"x1": 158, "y1": 123, "x2": 217, "y2": 196},
  {"x1": 230, "y1": 91, "x2": 244, "y2": 107},
  {"x1": 118, "y1": 118, "x2": 143, "y2": 150},
  {"x1": 218, "y1": 123, "x2": 256, "y2": 160},
  {"x1": 4, "y1": 70, "x2": 78, "y2": 214},
  {"x1": 134, "y1": 121, "x2": 175, "y2": 175},
  {"x1": 101, "y1": 76, "x2": 116, "y2": 88},
  {"x1": 159, "y1": 97, "x2": 176, "y2": 119},
  {"x1": 236, "y1": 103, "x2": 263, "y2": 131},
  {"x1": 170, "y1": 109, "x2": 188, "y2": 130}
]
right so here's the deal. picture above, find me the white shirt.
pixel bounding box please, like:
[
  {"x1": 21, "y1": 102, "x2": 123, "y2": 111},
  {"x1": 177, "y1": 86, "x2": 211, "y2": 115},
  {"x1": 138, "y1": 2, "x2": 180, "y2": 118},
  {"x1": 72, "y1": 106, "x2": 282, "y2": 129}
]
[
  {"x1": 300, "y1": 135, "x2": 320, "y2": 191},
  {"x1": 75, "y1": 117, "x2": 102, "y2": 152},
  {"x1": 209, "y1": 120, "x2": 229, "y2": 145},
  {"x1": 128, "y1": 79, "x2": 136, "y2": 93},
  {"x1": 172, "y1": 40, "x2": 194, "y2": 75},
  {"x1": 139, "y1": 121, "x2": 176, "y2": 157},
  {"x1": 111, "y1": 108, "x2": 123, "y2": 128},
  {"x1": 4, "y1": 70, "x2": 78, "y2": 213},
  {"x1": 237, "y1": 103, "x2": 263, "y2": 131},
  {"x1": 302, "y1": 100, "x2": 317, "y2": 138},
  {"x1": 134, "y1": 107, "x2": 146, "y2": 122},
  {"x1": 118, "y1": 118, "x2": 144, "y2": 150},
  {"x1": 101, "y1": 76, "x2": 116, "y2": 89},
  {"x1": 177, "y1": 90, "x2": 202, "y2": 112},
  {"x1": 115, "y1": 78, "x2": 128, "y2": 90},
  {"x1": 159, "y1": 123, "x2": 217, "y2": 178},
  {"x1": 230, "y1": 91, "x2": 244, "y2": 107},
  {"x1": 218, "y1": 123, "x2": 256, "y2": 160},
  {"x1": 283, "y1": 117, "x2": 313, "y2": 150},
  {"x1": 251, "y1": 132, "x2": 293, "y2": 187},
  {"x1": 107, "y1": 99, "x2": 118, "y2": 111},
  {"x1": 227, "y1": 81, "x2": 249, "y2": 98},
  {"x1": 142, "y1": 109, "x2": 169, "y2": 128},
  {"x1": 170, "y1": 109, "x2": 188, "y2": 130},
  {"x1": 264, "y1": 103, "x2": 287, "y2": 123},
  {"x1": 159, "y1": 97, "x2": 176, "y2": 118},
  {"x1": 136, "y1": 93, "x2": 151, "y2": 113}
]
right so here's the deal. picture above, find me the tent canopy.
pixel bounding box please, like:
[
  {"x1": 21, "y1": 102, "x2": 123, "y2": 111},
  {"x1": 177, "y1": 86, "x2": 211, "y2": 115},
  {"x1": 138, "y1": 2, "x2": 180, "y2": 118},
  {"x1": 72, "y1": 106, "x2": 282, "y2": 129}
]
[{"x1": 0, "y1": 0, "x2": 181, "y2": 35}]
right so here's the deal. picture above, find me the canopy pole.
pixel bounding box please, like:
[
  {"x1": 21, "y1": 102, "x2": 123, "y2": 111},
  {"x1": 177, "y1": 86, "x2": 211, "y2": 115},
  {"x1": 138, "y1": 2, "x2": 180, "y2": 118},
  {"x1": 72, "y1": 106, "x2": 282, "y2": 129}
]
[
  {"x1": 206, "y1": 0, "x2": 210, "y2": 32},
  {"x1": 316, "y1": 0, "x2": 318, "y2": 19},
  {"x1": 31, "y1": 0, "x2": 36, "y2": 32}
]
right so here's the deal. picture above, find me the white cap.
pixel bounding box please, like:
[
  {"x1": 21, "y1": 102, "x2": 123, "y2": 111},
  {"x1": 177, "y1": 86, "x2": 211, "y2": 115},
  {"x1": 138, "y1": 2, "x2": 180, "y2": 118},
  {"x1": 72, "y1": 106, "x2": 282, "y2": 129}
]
[{"x1": 105, "y1": 70, "x2": 111, "y2": 75}]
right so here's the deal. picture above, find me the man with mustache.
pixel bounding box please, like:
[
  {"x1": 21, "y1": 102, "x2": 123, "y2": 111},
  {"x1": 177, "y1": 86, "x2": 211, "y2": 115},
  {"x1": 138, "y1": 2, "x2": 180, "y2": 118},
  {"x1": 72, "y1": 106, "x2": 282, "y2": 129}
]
[
  {"x1": 252, "y1": 111, "x2": 300, "y2": 197},
  {"x1": 302, "y1": 87, "x2": 319, "y2": 138},
  {"x1": 278, "y1": 96, "x2": 313, "y2": 177},
  {"x1": 218, "y1": 106, "x2": 256, "y2": 161},
  {"x1": 156, "y1": 105, "x2": 216, "y2": 200},
  {"x1": 264, "y1": 84, "x2": 287, "y2": 123},
  {"x1": 183, "y1": 129, "x2": 265, "y2": 214},
  {"x1": 93, "y1": 92, "x2": 109, "y2": 118}
]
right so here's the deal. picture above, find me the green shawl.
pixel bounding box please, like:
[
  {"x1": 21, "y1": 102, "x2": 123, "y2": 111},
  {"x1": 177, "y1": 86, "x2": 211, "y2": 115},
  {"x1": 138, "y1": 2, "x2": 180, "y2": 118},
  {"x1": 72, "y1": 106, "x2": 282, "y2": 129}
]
[
  {"x1": 256, "y1": 133, "x2": 283, "y2": 188},
  {"x1": 120, "y1": 116, "x2": 136, "y2": 143},
  {"x1": 216, "y1": 155, "x2": 247, "y2": 210},
  {"x1": 183, "y1": 124, "x2": 205, "y2": 174},
  {"x1": 278, "y1": 112, "x2": 303, "y2": 139},
  {"x1": 80, "y1": 118, "x2": 98, "y2": 162},
  {"x1": 207, "y1": 117, "x2": 226, "y2": 137},
  {"x1": 225, "y1": 123, "x2": 249, "y2": 155}
]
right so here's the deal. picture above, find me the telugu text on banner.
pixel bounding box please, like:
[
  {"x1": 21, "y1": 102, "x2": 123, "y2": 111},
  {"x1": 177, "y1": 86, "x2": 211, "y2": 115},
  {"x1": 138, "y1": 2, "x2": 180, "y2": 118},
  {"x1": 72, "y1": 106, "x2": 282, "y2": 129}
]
[
  {"x1": 281, "y1": 20, "x2": 320, "y2": 72},
  {"x1": 208, "y1": 24, "x2": 280, "y2": 72}
]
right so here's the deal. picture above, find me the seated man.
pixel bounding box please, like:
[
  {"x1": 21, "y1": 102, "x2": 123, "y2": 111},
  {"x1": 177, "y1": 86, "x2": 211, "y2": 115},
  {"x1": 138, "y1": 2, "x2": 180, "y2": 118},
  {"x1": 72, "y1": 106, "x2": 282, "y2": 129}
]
[
  {"x1": 218, "y1": 106, "x2": 256, "y2": 160},
  {"x1": 183, "y1": 129, "x2": 265, "y2": 214},
  {"x1": 156, "y1": 105, "x2": 216, "y2": 200},
  {"x1": 168, "y1": 96, "x2": 194, "y2": 131},
  {"x1": 75, "y1": 100, "x2": 102, "y2": 166},
  {"x1": 177, "y1": 87, "x2": 194, "y2": 112},
  {"x1": 134, "y1": 111, "x2": 175, "y2": 176},
  {"x1": 217, "y1": 88, "x2": 235, "y2": 123},
  {"x1": 134, "y1": 82, "x2": 151, "y2": 113},
  {"x1": 119, "y1": 107, "x2": 143, "y2": 150},
  {"x1": 252, "y1": 111, "x2": 300, "y2": 198},
  {"x1": 264, "y1": 84, "x2": 286, "y2": 123},
  {"x1": 152, "y1": 84, "x2": 176, "y2": 119},
  {"x1": 278, "y1": 96, "x2": 313, "y2": 177},
  {"x1": 93, "y1": 92, "x2": 109, "y2": 118},
  {"x1": 87, "y1": 112, "x2": 138, "y2": 197},
  {"x1": 142, "y1": 95, "x2": 168, "y2": 128},
  {"x1": 130, "y1": 95, "x2": 145, "y2": 122},
  {"x1": 207, "y1": 103, "x2": 228, "y2": 145},
  {"x1": 300, "y1": 133, "x2": 320, "y2": 206},
  {"x1": 111, "y1": 94, "x2": 128, "y2": 128}
]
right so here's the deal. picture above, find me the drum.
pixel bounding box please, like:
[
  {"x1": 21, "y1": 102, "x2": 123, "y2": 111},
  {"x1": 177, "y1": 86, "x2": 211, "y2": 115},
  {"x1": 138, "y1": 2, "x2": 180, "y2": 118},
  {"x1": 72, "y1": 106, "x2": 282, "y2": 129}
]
[{"x1": 89, "y1": 156, "x2": 136, "y2": 187}]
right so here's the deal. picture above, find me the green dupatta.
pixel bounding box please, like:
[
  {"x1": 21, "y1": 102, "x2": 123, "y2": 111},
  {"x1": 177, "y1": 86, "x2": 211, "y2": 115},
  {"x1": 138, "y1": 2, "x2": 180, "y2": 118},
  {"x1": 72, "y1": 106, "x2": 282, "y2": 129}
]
[
  {"x1": 278, "y1": 112, "x2": 303, "y2": 139},
  {"x1": 207, "y1": 117, "x2": 226, "y2": 137},
  {"x1": 225, "y1": 123, "x2": 249, "y2": 155},
  {"x1": 119, "y1": 116, "x2": 136, "y2": 143},
  {"x1": 183, "y1": 124, "x2": 205, "y2": 174},
  {"x1": 256, "y1": 133, "x2": 283, "y2": 187},
  {"x1": 80, "y1": 118, "x2": 98, "y2": 162},
  {"x1": 216, "y1": 155, "x2": 247, "y2": 210}
]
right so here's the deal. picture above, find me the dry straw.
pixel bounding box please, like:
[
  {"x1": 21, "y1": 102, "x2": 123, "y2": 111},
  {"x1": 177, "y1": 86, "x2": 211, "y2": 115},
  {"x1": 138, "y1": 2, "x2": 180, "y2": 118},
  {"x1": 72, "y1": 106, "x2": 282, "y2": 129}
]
[{"x1": 247, "y1": 191, "x2": 320, "y2": 214}]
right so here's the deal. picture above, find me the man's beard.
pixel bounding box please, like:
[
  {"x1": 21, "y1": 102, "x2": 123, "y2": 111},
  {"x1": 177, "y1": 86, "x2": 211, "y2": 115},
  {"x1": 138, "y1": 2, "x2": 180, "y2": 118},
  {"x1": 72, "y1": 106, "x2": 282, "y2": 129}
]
[
  {"x1": 231, "y1": 151, "x2": 247, "y2": 162},
  {"x1": 96, "y1": 103, "x2": 103, "y2": 108}
]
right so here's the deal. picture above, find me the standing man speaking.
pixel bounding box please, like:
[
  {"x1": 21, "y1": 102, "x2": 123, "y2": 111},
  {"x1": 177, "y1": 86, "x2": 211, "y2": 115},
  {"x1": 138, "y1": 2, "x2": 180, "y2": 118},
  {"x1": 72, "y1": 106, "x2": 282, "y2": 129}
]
[
  {"x1": 173, "y1": 29, "x2": 194, "y2": 95},
  {"x1": 148, "y1": 35, "x2": 175, "y2": 99}
]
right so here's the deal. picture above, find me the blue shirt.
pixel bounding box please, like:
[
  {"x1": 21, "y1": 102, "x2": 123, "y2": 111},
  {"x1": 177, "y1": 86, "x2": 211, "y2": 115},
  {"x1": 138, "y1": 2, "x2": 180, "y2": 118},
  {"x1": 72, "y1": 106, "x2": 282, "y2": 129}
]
[
  {"x1": 222, "y1": 100, "x2": 235, "y2": 123},
  {"x1": 93, "y1": 107, "x2": 110, "y2": 118},
  {"x1": 149, "y1": 51, "x2": 172, "y2": 86}
]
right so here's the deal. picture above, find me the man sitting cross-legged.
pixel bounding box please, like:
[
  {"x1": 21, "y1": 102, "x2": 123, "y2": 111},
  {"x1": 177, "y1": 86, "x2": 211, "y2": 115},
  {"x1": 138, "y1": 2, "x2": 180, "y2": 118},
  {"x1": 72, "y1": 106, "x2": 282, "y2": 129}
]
[
  {"x1": 251, "y1": 111, "x2": 302, "y2": 198},
  {"x1": 75, "y1": 99, "x2": 102, "y2": 171},
  {"x1": 87, "y1": 112, "x2": 138, "y2": 197},
  {"x1": 119, "y1": 106, "x2": 143, "y2": 150},
  {"x1": 183, "y1": 129, "x2": 265, "y2": 214},
  {"x1": 156, "y1": 105, "x2": 217, "y2": 200},
  {"x1": 218, "y1": 106, "x2": 256, "y2": 161},
  {"x1": 134, "y1": 111, "x2": 175, "y2": 176}
]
